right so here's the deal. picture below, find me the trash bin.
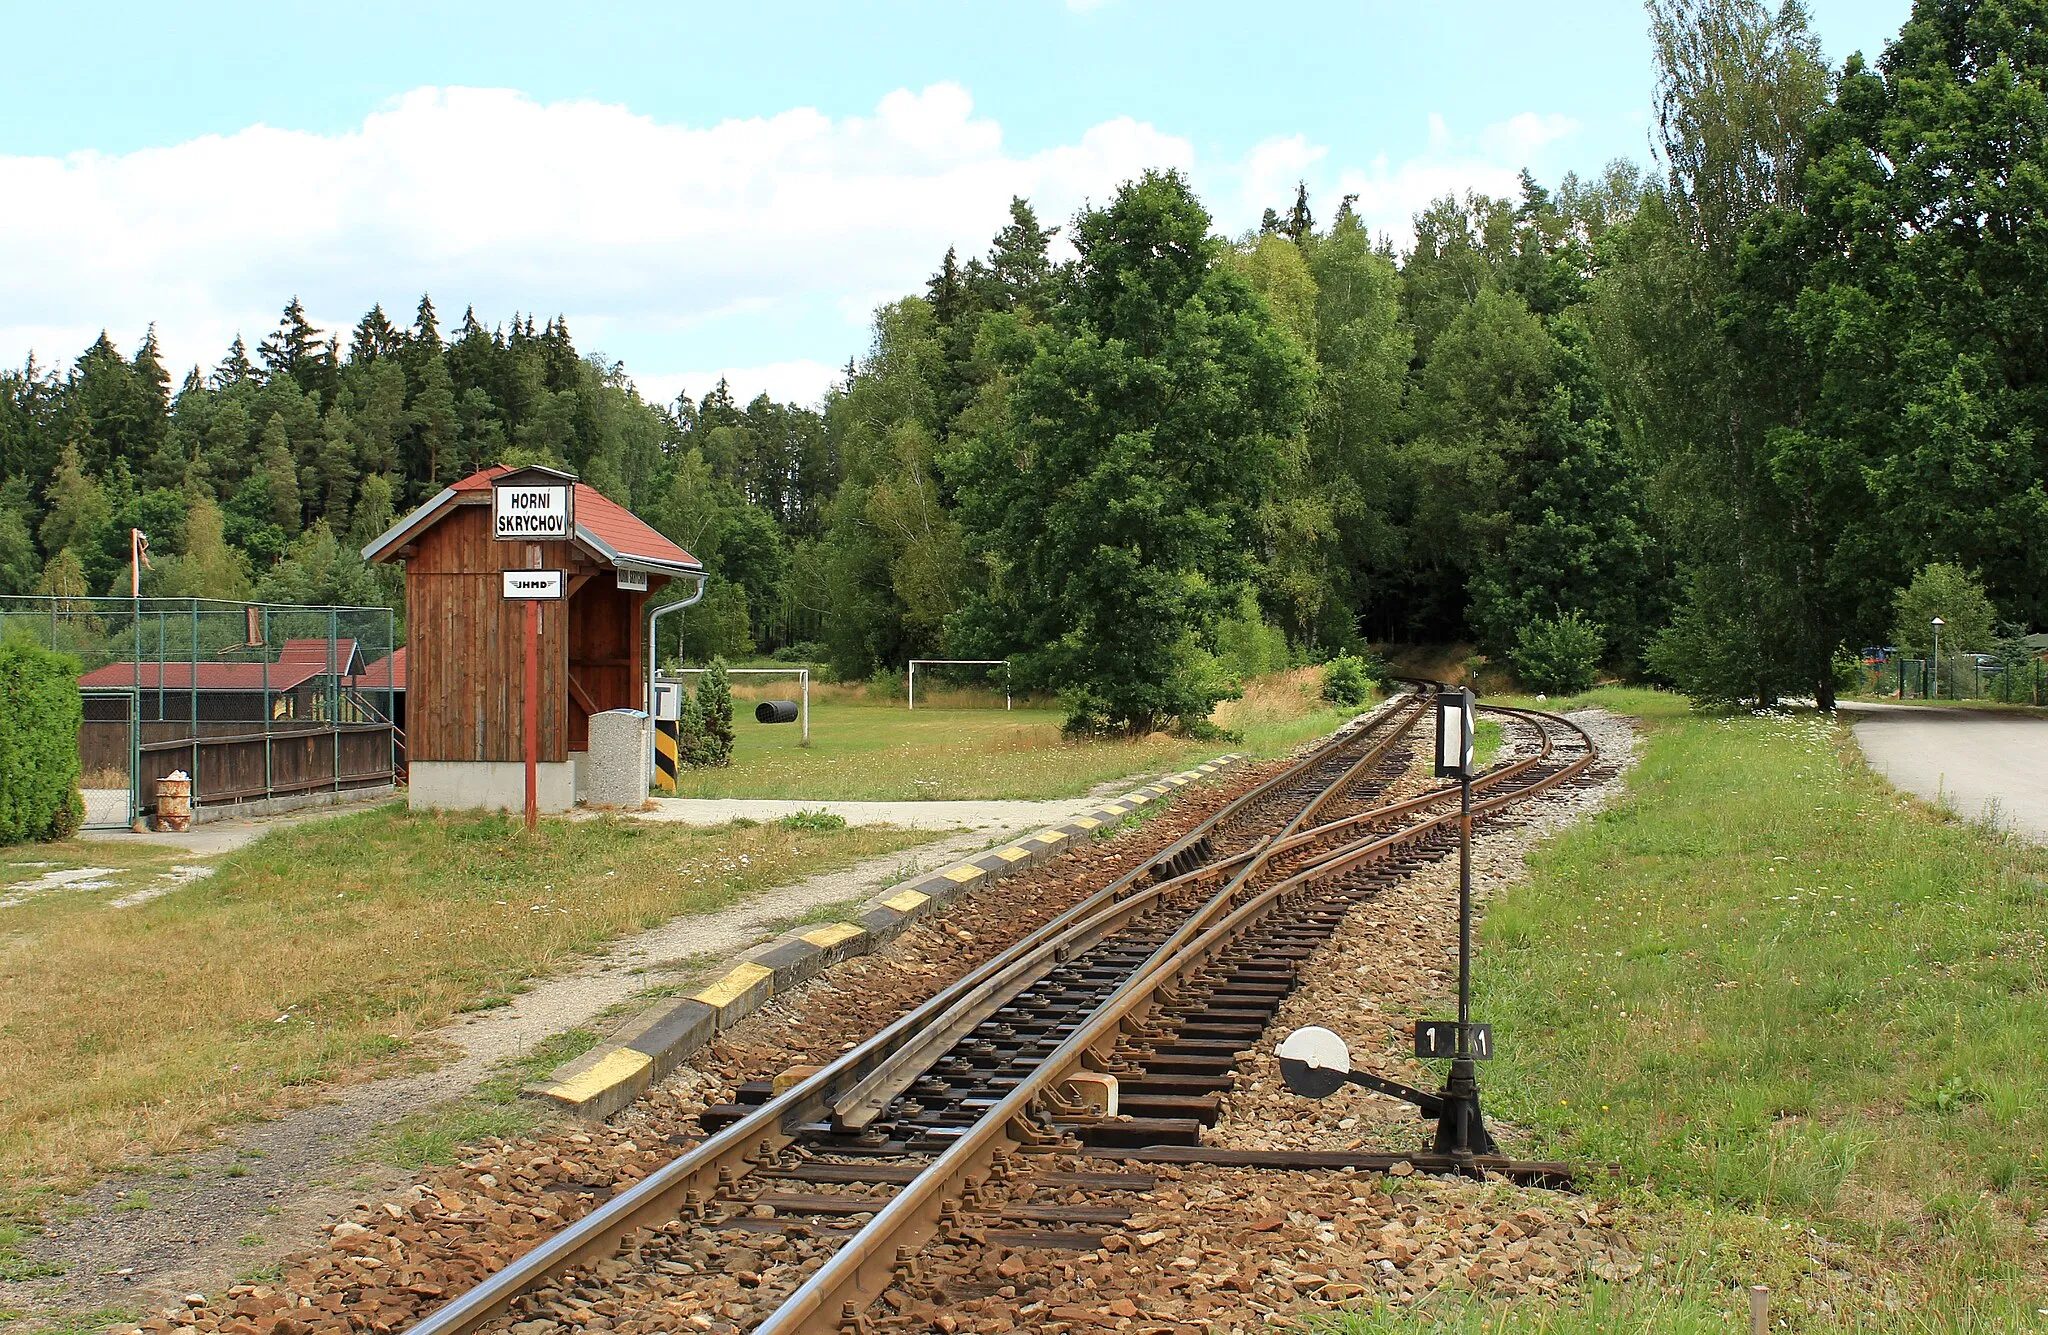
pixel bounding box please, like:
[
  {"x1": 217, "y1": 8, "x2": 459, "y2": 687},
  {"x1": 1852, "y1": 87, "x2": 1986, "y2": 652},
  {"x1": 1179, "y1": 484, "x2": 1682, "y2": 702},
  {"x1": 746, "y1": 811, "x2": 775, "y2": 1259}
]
[{"x1": 156, "y1": 771, "x2": 192, "y2": 832}]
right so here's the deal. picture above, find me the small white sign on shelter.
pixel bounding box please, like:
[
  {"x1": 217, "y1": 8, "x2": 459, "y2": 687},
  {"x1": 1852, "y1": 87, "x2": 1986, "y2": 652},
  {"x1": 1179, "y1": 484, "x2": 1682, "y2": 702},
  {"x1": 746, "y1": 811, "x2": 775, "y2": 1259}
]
[
  {"x1": 616, "y1": 568, "x2": 649, "y2": 592},
  {"x1": 502, "y1": 569, "x2": 565, "y2": 600}
]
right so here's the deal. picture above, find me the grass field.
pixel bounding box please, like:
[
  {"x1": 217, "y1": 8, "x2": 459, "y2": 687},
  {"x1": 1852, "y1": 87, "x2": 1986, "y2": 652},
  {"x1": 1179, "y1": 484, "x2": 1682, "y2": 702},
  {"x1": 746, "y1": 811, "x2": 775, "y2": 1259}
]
[
  {"x1": 669, "y1": 668, "x2": 1367, "y2": 800},
  {"x1": 0, "y1": 809, "x2": 924, "y2": 1215},
  {"x1": 1329, "y1": 688, "x2": 2048, "y2": 1331}
]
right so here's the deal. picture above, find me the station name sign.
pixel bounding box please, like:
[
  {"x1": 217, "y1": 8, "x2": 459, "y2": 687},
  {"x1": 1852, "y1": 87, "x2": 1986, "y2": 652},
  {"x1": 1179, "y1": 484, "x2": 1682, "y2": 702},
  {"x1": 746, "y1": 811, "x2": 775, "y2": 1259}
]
[
  {"x1": 501, "y1": 569, "x2": 565, "y2": 600},
  {"x1": 494, "y1": 482, "x2": 572, "y2": 541}
]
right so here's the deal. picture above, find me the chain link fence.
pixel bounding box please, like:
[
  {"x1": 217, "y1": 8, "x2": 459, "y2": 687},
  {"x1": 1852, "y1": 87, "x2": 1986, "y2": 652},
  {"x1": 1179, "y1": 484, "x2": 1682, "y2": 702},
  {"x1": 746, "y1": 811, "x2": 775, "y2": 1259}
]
[
  {"x1": 0, "y1": 596, "x2": 399, "y2": 827},
  {"x1": 1863, "y1": 655, "x2": 2047, "y2": 705}
]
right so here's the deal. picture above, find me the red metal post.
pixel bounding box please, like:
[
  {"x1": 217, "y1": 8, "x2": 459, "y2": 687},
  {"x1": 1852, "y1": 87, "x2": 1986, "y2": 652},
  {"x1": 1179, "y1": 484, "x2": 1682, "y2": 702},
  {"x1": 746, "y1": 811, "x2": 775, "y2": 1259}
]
[{"x1": 524, "y1": 598, "x2": 539, "y2": 831}]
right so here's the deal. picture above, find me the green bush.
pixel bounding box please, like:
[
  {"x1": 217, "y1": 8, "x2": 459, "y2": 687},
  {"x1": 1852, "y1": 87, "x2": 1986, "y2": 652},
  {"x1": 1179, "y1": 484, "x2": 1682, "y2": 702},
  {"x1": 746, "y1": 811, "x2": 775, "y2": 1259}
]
[
  {"x1": 1510, "y1": 611, "x2": 1604, "y2": 696},
  {"x1": 779, "y1": 808, "x2": 846, "y2": 831},
  {"x1": 1212, "y1": 589, "x2": 1290, "y2": 683},
  {"x1": 866, "y1": 665, "x2": 905, "y2": 700},
  {"x1": 0, "y1": 638, "x2": 84, "y2": 843},
  {"x1": 1321, "y1": 653, "x2": 1377, "y2": 708}
]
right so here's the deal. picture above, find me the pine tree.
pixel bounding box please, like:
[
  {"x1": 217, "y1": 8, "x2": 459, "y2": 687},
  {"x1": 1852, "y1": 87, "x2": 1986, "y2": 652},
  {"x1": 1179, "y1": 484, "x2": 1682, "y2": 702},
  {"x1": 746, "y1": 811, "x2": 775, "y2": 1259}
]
[
  {"x1": 411, "y1": 295, "x2": 441, "y2": 350},
  {"x1": 212, "y1": 335, "x2": 254, "y2": 390},
  {"x1": 927, "y1": 248, "x2": 964, "y2": 327},
  {"x1": 348, "y1": 304, "x2": 400, "y2": 365},
  {"x1": 257, "y1": 297, "x2": 323, "y2": 390},
  {"x1": 259, "y1": 412, "x2": 300, "y2": 532},
  {"x1": 987, "y1": 197, "x2": 1056, "y2": 312},
  {"x1": 409, "y1": 354, "x2": 458, "y2": 498},
  {"x1": 319, "y1": 403, "x2": 357, "y2": 531},
  {"x1": 133, "y1": 325, "x2": 171, "y2": 414},
  {"x1": 1282, "y1": 181, "x2": 1314, "y2": 243},
  {"x1": 686, "y1": 659, "x2": 735, "y2": 766}
]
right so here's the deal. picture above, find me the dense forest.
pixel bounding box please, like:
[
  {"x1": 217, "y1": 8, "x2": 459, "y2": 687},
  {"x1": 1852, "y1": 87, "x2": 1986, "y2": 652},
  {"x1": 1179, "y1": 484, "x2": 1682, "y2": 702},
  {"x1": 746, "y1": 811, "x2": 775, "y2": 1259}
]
[{"x1": 4, "y1": 0, "x2": 2045, "y2": 725}]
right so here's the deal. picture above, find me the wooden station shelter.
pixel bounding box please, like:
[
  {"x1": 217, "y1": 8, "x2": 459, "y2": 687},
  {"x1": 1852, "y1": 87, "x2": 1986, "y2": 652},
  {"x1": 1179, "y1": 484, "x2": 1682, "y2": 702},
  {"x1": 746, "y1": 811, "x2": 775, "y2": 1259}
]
[{"x1": 363, "y1": 464, "x2": 703, "y2": 812}]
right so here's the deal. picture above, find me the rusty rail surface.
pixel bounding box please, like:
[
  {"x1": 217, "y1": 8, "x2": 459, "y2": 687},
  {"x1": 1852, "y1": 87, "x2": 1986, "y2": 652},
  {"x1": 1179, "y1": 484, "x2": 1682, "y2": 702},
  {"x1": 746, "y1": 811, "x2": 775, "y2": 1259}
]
[
  {"x1": 404, "y1": 690, "x2": 1431, "y2": 1335},
  {"x1": 752, "y1": 702, "x2": 1595, "y2": 1333}
]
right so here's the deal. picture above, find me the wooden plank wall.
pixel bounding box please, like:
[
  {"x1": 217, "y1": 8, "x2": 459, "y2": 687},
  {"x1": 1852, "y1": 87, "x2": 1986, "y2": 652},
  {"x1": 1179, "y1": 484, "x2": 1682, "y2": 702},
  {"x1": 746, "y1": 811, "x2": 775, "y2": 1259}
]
[
  {"x1": 406, "y1": 502, "x2": 574, "y2": 764},
  {"x1": 567, "y1": 578, "x2": 652, "y2": 751}
]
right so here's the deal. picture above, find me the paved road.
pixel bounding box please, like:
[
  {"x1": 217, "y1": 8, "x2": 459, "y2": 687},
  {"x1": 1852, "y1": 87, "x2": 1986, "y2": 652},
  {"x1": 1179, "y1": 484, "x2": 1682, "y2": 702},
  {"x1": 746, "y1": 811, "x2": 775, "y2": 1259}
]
[{"x1": 1844, "y1": 701, "x2": 2048, "y2": 841}]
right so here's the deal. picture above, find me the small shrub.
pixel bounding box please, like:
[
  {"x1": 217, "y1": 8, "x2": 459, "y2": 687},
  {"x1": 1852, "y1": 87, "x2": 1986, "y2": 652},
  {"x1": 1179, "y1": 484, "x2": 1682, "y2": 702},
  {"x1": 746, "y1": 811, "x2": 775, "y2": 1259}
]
[
  {"x1": 1510, "y1": 611, "x2": 1604, "y2": 696},
  {"x1": 1832, "y1": 644, "x2": 1864, "y2": 695},
  {"x1": 1321, "y1": 654, "x2": 1377, "y2": 708},
  {"x1": 685, "y1": 660, "x2": 735, "y2": 767},
  {"x1": 0, "y1": 636, "x2": 85, "y2": 843},
  {"x1": 779, "y1": 808, "x2": 846, "y2": 831},
  {"x1": 866, "y1": 665, "x2": 906, "y2": 701}
]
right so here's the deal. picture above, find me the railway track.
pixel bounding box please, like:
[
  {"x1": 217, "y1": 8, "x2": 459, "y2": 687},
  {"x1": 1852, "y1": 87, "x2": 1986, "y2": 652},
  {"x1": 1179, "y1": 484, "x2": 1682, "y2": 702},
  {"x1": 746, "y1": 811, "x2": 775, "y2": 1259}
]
[{"x1": 404, "y1": 689, "x2": 1597, "y2": 1335}]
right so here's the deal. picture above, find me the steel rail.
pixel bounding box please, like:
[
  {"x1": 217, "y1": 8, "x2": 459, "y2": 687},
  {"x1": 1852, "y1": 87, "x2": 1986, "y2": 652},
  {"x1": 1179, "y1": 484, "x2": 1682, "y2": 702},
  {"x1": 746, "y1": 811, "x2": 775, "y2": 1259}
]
[
  {"x1": 404, "y1": 690, "x2": 1427, "y2": 1335},
  {"x1": 752, "y1": 705, "x2": 1598, "y2": 1334},
  {"x1": 825, "y1": 691, "x2": 1429, "y2": 1129}
]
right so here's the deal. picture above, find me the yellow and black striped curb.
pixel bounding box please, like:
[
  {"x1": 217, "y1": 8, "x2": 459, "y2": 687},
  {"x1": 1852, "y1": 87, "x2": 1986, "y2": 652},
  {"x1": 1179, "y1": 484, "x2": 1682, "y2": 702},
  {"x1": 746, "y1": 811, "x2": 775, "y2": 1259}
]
[
  {"x1": 523, "y1": 753, "x2": 1247, "y2": 1120},
  {"x1": 653, "y1": 719, "x2": 680, "y2": 794}
]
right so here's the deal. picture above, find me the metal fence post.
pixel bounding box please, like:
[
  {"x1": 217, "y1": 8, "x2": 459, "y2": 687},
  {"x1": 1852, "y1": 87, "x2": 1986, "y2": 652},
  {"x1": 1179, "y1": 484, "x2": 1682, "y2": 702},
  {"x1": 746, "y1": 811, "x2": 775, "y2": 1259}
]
[
  {"x1": 330, "y1": 607, "x2": 341, "y2": 795},
  {"x1": 263, "y1": 605, "x2": 273, "y2": 800},
  {"x1": 189, "y1": 600, "x2": 200, "y2": 806}
]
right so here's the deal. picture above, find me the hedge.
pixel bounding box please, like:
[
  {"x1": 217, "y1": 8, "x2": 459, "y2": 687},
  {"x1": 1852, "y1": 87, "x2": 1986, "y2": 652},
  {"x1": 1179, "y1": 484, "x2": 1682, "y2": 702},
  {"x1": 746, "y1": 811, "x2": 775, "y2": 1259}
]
[{"x1": 0, "y1": 638, "x2": 84, "y2": 844}]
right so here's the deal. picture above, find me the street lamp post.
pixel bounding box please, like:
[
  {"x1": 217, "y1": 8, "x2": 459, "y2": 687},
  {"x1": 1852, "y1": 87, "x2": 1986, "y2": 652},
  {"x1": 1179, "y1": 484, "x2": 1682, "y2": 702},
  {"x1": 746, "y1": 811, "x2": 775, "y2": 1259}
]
[{"x1": 1931, "y1": 616, "x2": 1945, "y2": 700}]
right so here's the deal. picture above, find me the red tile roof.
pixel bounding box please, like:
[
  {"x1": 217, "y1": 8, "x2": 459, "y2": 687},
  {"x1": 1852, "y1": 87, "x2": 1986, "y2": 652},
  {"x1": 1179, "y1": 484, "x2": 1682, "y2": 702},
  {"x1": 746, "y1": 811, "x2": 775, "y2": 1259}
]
[
  {"x1": 351, "y1": 647, "x2": 407, "y2": 692},
  {"x1": 278, "y1": 638, "x2": 364, "y2": 675},
  {"x1": 447, "y1": 465, "x2": 700, "y2": 570},
  {"x1": 78, "y1": 661, "x2": 326, "y2": 692}
]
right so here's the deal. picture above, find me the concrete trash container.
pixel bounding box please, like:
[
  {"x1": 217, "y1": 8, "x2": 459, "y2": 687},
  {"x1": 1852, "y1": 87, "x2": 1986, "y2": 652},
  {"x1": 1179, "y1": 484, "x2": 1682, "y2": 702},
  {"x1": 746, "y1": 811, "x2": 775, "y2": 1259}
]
[
  {"x1": 586, "y1": 709, "x2": 650, "y2": 808},
  {"x1": 156, "y1": 771, "x2": 193, "y2": 832}
]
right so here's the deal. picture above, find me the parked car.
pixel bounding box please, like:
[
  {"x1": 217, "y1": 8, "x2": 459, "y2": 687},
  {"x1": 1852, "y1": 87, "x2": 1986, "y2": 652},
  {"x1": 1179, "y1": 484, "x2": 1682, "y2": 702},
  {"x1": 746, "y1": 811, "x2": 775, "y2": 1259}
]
[{"x1": 1968, "y1": 652, "x2": 2004, "y2": 675}]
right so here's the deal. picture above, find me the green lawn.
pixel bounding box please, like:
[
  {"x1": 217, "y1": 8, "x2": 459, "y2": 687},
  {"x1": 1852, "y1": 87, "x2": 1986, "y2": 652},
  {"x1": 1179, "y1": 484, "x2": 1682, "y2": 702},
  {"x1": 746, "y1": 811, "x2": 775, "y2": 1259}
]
[
  {"x1": 1327, "y1": 688, "x2": 2048, "y2": 1332},
  {"x1": 671, "y1": 671, "x2": 1366, "y2": 801}
]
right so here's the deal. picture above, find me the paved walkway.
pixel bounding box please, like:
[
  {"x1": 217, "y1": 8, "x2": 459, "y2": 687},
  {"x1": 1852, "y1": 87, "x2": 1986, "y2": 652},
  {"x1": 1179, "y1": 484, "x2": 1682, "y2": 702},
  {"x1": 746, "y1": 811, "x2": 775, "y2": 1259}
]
[
  {"x1": 1844, "y1": 700, "x2": 2048, "y2": 842},
  {"x1": 76, "y1": 796, "x2": 394, "y2": 855},
  {"x1": 631, "y1": 794, "x2": 1120, "y2": 832}
]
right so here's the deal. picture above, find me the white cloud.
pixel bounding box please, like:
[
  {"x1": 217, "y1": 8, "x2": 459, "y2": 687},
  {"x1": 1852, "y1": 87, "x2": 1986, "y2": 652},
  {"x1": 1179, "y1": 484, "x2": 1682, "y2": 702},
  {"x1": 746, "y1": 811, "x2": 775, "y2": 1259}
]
[
  {"x1": 633, "y1": 361, "x2": 845, "y2": 411},
  {"x1": 0, "y1": 89, "x2": 1579, "y2": 401},
  {"x1": 1480, "y1": 112, "x2": 1582, "y2": 163},
  {"x1": 0, "y1": 84, "x2": 1189, "y2": 392},
  {"x1": 1233, "y1": 135, "x2": 1328, "y2": 228},
  {"x1": 1213, "y1": 111, "x2": 1587, "y2": 252}
]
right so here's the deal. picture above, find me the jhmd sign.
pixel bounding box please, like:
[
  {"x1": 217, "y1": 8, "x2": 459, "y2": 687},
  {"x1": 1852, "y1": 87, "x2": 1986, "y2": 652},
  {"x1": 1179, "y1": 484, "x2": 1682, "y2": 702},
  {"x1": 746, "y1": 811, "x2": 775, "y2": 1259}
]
[{"x1": 493, "y1": 468, "x2": 574, "y2": 542}]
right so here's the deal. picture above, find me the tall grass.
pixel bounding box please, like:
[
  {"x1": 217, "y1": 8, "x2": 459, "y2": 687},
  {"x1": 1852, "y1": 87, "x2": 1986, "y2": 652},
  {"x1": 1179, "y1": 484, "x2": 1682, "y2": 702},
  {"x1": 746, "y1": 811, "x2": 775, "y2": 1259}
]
[{"x1": 1461, "y1": 689, "x2": 2048, "y2": 1326}]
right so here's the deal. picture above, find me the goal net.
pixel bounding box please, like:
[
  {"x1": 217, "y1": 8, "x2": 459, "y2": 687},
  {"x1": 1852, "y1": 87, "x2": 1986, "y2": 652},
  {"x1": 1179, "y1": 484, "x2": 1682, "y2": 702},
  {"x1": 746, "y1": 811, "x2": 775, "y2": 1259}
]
[{"x1": 906, "y1": 659, "x2": 1011, "y2": 711}]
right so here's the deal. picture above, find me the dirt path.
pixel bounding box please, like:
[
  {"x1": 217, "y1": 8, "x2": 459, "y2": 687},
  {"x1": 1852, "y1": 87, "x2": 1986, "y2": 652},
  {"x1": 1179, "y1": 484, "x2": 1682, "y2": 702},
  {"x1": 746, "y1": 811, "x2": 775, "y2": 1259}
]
[{"x1": 4, "y1": 824, "x2": 1018, "y2": 1321}]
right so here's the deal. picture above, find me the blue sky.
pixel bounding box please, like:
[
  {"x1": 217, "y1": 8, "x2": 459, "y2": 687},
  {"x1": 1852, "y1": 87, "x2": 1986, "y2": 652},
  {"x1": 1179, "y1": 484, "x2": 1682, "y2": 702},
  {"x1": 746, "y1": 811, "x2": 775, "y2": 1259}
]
[{"x1": 0, "y1": 0, "x2": 1913, "y2": 408}]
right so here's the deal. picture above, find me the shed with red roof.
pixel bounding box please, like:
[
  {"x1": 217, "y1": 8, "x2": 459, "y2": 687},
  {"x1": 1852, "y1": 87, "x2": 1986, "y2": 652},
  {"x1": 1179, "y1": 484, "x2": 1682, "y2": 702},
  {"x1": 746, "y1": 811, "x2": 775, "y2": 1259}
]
[{"x1": 363, "y1": 465, "x2": 703, "y2": 812}]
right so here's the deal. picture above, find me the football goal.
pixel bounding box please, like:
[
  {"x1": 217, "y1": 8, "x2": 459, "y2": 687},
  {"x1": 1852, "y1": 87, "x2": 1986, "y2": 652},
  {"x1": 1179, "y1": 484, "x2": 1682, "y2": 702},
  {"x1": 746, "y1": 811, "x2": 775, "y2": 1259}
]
[{"x1": 906, "y1": 659, "x2": 1011, "y2": 711}]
